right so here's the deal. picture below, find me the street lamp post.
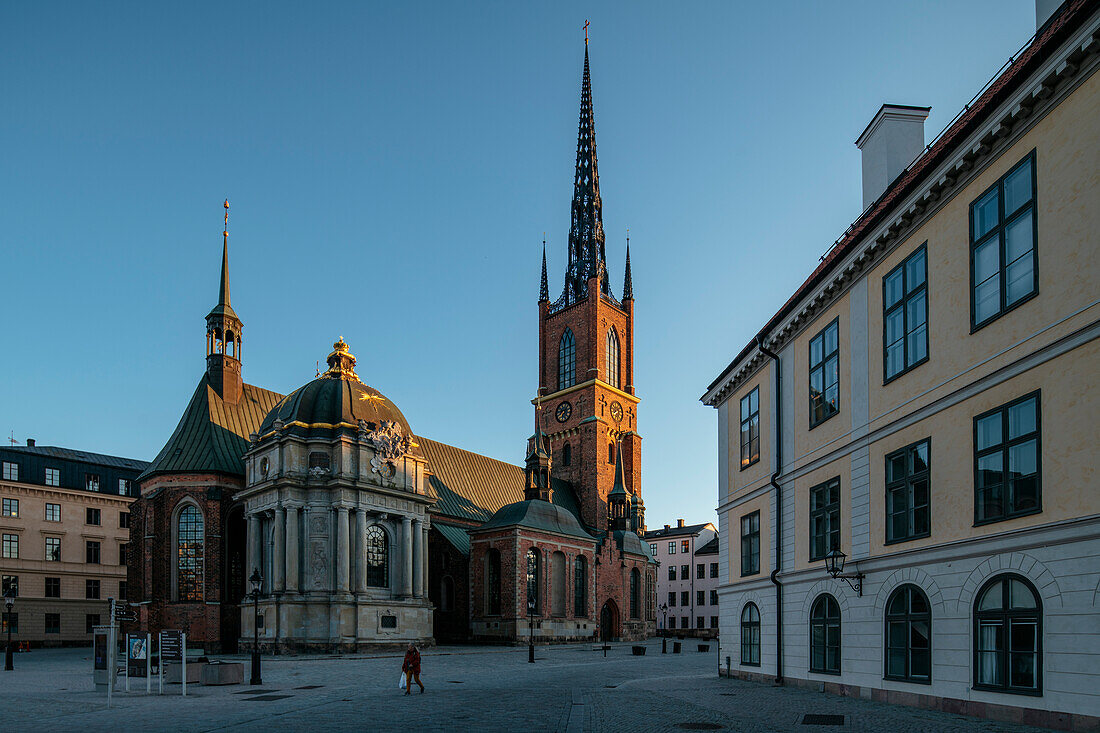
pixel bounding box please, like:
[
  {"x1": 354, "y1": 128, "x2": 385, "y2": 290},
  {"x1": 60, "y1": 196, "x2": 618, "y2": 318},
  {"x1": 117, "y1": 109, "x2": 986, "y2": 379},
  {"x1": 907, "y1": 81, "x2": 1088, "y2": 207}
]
[
  {"x1": 249, "y1": 569, "x2": 262, "y2": 685},
  {"x1": 3, "y1": 589, "x2": 14, "y2": 671},
  {"x1": 527, "y1": 597, "x2": 535, "y2": 664},
  {"x1": 659, "y1": 603, "x2": 668, "y2": 653}
]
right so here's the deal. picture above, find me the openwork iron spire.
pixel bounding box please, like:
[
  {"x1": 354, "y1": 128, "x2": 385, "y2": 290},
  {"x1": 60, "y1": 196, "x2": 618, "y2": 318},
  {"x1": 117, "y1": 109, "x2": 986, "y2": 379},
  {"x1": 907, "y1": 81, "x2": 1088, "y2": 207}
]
[
  {"x1": 623, "y1": 232, "x2": 633, "y2": 300},
  {"x1": 562, "y1": 40, "x2": 609, "y2": 304},
  {"x1": 539, "y1": 237, "x2": 549, "y2": 302}
]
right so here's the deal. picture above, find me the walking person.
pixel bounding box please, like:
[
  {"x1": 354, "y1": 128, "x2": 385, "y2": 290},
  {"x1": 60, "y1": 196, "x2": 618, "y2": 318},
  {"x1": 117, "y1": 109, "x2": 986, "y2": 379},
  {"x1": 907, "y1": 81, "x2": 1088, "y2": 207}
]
[{"x1": 401, "y1": 642, "x2": 424, "y2": 695}]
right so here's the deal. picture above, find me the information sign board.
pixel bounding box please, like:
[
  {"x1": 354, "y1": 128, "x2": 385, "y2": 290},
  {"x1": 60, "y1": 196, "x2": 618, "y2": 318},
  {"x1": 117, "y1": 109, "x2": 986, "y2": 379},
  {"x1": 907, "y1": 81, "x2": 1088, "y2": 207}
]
[
  {"x1": 127, "y1": 634, "x2": 148, "y2": 678},
  {"x1": 160, "y1": 630, "x2": 183, "y2": 662}
]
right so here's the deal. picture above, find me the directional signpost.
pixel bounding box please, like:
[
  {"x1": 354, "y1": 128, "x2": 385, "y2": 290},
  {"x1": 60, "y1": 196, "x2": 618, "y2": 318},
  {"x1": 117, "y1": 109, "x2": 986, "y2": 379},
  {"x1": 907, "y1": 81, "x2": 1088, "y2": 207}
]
[{"x1": 159, "y1": 630, "x2": 186, "y2": 696}]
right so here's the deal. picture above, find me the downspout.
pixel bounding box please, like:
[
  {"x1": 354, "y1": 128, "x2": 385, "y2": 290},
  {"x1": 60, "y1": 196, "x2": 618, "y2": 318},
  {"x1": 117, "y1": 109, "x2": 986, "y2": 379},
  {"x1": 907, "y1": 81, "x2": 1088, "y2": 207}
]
[{"x1": 756, "y1": 334, "x2": 783, "y2": 685}]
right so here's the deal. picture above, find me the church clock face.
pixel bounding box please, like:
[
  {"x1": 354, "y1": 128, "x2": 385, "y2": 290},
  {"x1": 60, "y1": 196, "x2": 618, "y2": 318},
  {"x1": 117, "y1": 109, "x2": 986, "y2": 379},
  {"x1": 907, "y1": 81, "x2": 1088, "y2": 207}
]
[
  {"x1": 556, "y1": 401, "x2": 572, "y2": 423},
  {"x1": 610, "y1": 401, "x2": 623, "y2": 423}
]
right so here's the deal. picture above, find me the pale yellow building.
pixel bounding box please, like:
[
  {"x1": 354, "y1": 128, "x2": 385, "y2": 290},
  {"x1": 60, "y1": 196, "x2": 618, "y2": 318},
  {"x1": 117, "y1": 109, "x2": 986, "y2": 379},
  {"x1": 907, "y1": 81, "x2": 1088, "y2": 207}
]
[
  {"x1": 702, "y1": 2, "x2": 1100, "y2": 729},
  {"x1": 0, "y1": 443, "x2": 145, "y2": 645}
]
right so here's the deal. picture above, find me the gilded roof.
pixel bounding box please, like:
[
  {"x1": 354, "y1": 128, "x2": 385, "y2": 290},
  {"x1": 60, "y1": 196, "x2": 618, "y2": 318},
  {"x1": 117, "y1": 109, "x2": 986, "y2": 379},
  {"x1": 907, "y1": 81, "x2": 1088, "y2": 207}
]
[
  {"x1": 139, "y1": 376, "x2": 284, "y2": 482},
  {"x1": 419, "y1": 436, "x2": 581, "y2": 525}
]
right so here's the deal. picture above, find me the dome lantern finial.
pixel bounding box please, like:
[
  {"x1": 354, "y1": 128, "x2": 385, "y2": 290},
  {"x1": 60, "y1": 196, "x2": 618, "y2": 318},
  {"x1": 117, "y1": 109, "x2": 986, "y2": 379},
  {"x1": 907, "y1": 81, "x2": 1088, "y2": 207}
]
[{"x1": 322, "y1": 337, "x2": 360, "y2": 382}]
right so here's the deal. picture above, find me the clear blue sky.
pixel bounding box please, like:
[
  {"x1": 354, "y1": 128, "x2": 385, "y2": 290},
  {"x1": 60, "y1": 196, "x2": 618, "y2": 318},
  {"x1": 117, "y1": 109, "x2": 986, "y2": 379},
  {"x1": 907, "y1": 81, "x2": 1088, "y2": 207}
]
[{"x1": 1, "y1": 1, "x2": 1035, "y2": 529}]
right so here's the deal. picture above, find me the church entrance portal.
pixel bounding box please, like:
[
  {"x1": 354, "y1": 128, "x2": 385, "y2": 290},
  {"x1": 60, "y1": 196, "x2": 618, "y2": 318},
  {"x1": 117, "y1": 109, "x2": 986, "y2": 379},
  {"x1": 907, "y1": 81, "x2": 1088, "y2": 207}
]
[{"x1": 599, "y1": 600, "x2": 618, "y2": 642}]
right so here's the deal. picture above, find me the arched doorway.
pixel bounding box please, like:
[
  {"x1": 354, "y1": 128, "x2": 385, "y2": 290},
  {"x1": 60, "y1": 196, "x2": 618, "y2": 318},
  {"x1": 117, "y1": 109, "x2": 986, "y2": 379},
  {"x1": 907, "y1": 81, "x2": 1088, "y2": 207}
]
[{"x1": 600, "y1": 600, "x2": 619, "y2": 642}]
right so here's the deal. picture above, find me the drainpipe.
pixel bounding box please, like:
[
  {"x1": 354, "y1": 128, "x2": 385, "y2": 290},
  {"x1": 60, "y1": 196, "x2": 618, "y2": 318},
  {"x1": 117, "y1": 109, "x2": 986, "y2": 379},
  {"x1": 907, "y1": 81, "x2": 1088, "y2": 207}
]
[{"x1": 756, "y1": 334, "x2": 783, "y2": 685}]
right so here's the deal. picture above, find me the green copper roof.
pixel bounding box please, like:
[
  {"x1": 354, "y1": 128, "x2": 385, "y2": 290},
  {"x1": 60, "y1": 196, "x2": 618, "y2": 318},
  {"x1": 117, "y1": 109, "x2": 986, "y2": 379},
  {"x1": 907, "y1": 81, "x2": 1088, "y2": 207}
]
[
  {"x1": 476, "y1": 499, "x2": 593, "y2": 540},
  {"x1": 139, "y1": 376, "x2": 284, "y2": 482},
  {"x1": 434, "y1": 522, "x2": 472, "y2": 557},
  {"x1": 419, "y1": 436, "x2": 581, "y2": 525}
]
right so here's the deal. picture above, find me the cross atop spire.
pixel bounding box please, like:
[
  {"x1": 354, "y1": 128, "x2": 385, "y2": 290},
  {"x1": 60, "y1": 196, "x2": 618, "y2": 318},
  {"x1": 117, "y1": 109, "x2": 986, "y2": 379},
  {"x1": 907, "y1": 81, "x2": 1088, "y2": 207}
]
[
  {"x1": 583, "y1": 19, "x2": 590, "y2": 44},
  {"x1": 562, "y1": 36, "x2": 609, "y2": 304}
]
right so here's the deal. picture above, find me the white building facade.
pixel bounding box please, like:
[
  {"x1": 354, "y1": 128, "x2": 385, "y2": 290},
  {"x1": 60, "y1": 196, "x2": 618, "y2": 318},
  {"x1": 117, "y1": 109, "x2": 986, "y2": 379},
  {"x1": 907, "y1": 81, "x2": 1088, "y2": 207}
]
[{"x1": 644, "y1": 520, "x2": 717, "y2": 636}]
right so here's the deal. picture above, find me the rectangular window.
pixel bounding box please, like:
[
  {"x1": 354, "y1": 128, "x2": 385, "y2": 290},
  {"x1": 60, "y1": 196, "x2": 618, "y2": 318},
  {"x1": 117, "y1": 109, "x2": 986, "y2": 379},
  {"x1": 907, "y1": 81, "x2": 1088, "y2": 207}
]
[
  {"x1": 45, "y1": 577, "x2": 61, "y2": 598},
  {"x1": 740, "y1": 511, "x2": 760, "y2": 576},
  {"x1": 681, "y1": 539, "x2": 690, "y2": 553},
  {"x1": 975, "y1": 392, "x2": 1041, "y2": 524},
  {"x1": 680, "y1": 564, "x2": 688, "y2": 580},
  {"x1": 696, "y1": 563, "x2": 705, "y2": 579},
  {"x1": 1, "y1": 575, "x2": 16, "y2": 596},
  {"x1": 119, "y1": 543, "x2": 128, "y2": 566},
  {"x1": 2, "y1": 534, "x2": 17, "y2": 559},
  {"x1": 86, "y1": 540, "x2": 101, "y2": 564},
  {"x1": 886, "y1": 439, "x2": 931, "y2": 544},
  {"x1": 1, "y1": 613, "x2": 17, "y2": 634},
  {"x1": 120, "y1": 512, "x2": 130, "y2": 529},
  {"x1": 1, "y1": 462, "x2": 17, "y2": 481},
  {"x1": 85, "y1": 473, "x2": 100, "y2": 492},
  {"x1": 45, "y1": 468, "x2": 60, "y2": 487},
  {"x1": 86, "y1": 614, "x2": 99, "y2": 634},
  {"x1": 711, "y1": 590, "x2": 719, "y2": 606},
  {"x1": 45, "y1": 503, "x2": 61, "y2": 522},
  {"x1": 884, "y1": 244, "x2": 929, "y2": 382},
  {"x1": 668, "y1": 592, "x2": 676, "y2": 607},
  {"x1": 668, "y1": 541, "x2": 676, "y2": 555},
  {"x1": 809, "y1": 478, "x2": 841, "y2": 562},
  {"x1": 86, "y1": 579, "x2": 101, "y2": 599},
  {"x1": 710, "y1": 616, "x2": 719, "y2": 628},
  {"x1": 119, "y1": 580, "x2": 128, "y2": 601},
  {"x1": 45, "y1": 613, "x2": 61, "y2": 634},
  {"x1": 86, "y1": 508, "x2": 101, "y2": 526},
  {"x1": 45, "y1": 537, "x2": 61, "y2": 561},
  {"x1": 710, "y1": 562, "x2": 719, "y2": 578},
  {"x1": 119, "y1": 479, "x2": 132, "y2": 496},
  {"x1": 681, "y1": 616, "x2": 689, "y2": 629},
  {"x1": 809, "y1": 319, "x2": 840, "y2": 427},
  {"x1": 1, "y1": 498, "x2": 17, "y2": 517},
  {"x1": 668, "y1": 616, "x2": 676, "y2": 629},
  {"x1": 697, "y1": 590, "x2": 706, "y2": 606},
  {"x1": 970, "y1": 152, "x2": 1037, "y2": 330},
  {"x1": 680, "y1": 591, "x2": 689, "y2": 607},
  {"x1": 649, "y1": 543, "x2": 657, "y2": 556},
  {"x1": 668, "y1": 566, "x2": 676, "y2": 581},
  {"x1": 697, "y1": 616, "x2": 705, "y2": 629},
  {"x1": 740, "y1": 386, "x2": 761, "y2": 468}
]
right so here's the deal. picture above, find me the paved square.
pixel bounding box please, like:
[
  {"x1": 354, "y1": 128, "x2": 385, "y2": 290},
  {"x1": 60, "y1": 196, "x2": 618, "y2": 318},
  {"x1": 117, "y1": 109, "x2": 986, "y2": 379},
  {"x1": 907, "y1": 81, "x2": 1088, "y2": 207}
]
[{"x1": 4, "y1": 640, "x2": 1051, "y2": 732}]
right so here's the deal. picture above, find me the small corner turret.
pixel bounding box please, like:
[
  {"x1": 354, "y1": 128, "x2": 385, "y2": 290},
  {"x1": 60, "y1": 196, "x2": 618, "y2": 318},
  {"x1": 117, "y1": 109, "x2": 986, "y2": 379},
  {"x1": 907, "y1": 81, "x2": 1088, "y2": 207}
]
[{"x1": 206, "y1": 199, "x2": 243, "y2": 404}]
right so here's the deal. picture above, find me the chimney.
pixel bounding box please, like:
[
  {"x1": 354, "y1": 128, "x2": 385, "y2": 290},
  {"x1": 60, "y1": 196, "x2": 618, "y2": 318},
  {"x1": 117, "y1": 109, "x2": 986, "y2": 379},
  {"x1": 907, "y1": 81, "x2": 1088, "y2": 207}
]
[
  {"x1": 1036, "y1": 0, "x2": 1060, "y2": 30},
  {"x1": 26, "y1": 438, "x2": 35, "y2": 447},
  {"x1": 855, "y1": 104, "x2": 931, "y2": 210},
  {"x1": 664, "y1": 524, "x2": 670, "y2": 531},
  {"x1": 677, "y1": 518, "x2": 685, "y2": 528}
]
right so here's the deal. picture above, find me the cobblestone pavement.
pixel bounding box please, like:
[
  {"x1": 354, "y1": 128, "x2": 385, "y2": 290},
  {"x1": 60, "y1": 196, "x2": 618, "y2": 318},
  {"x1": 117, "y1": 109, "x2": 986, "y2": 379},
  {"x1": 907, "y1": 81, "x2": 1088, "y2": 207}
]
[{"x1": 2, "y1": 640, "x2": 1053, "y2": 732}]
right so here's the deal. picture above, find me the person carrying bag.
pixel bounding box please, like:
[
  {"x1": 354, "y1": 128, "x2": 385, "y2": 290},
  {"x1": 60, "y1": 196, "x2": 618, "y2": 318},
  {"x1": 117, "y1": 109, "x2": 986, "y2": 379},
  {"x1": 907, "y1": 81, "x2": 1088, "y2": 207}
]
[{"x1": 401, "y1": 643, "x2": 424, "y2": 695}]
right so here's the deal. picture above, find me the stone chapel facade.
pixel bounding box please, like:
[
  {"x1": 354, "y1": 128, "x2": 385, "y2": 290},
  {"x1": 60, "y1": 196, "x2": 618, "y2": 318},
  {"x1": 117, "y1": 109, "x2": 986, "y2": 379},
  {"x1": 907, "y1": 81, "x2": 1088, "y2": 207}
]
[{"x1": 127, "y1": 39, "x2": 657, "y2": 652}]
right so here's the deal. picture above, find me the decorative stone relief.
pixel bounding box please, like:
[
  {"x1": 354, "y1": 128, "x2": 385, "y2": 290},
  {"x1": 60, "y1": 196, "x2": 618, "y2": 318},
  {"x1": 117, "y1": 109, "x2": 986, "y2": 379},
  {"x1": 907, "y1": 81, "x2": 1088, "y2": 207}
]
[
  {"x1": 309, "y1": 540, "x2": 328, "y2": 590},
  {"x1": 362, "y1": 420, "x2": 412, "y2": 460}
]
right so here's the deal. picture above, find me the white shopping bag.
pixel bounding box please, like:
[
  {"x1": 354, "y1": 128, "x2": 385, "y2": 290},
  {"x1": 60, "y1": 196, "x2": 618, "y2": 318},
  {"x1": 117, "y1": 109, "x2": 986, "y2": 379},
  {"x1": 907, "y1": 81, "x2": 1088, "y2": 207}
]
[{"x1": 398, "y1": 671, "x2": 406, "y2": 690}]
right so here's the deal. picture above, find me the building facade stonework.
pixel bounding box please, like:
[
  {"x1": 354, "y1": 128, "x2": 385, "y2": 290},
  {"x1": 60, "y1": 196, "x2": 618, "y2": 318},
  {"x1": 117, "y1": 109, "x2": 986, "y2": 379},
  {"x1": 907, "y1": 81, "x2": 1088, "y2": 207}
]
[{"x1": 703, "y1": 3, "x2": 1100, "y2": 730}]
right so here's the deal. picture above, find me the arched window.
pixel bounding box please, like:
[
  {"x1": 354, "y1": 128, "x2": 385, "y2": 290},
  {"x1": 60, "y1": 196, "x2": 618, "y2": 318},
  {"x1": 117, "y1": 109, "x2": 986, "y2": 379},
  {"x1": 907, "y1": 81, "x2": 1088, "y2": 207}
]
[
  {"x1": 810, "y1": 594, "x2": 841, "y2": 674},
  {"x1": 608, "y1": 442, "x2": 615, "y2": 465},
  {"x1": 551, "y1": 551, "x2": 566, "y2": 616},
  {"x1": 741, "y1": 603, "x2": 761, "y2": 666},
  {"x1": 975, "y1": 574, "x2": 1041, "y2": 693},
  {"x1": 365, "y1": 525, "x2": 388, "y2": 587},
  {"x1": 526, "y1": 549, "x2": 541, "y2": 615},
  {"x1": 573, "y1": 556, "x2": 587, "y2": 617},
  {"x1": 439, "y1": 576, "x2": 454, "y2": 613},
  {"x1": 558, "y1": 329, "x2": 576, "y2": 390},
  {"x1": 176, "y1": 505, "x2": 204, "y2": 601},
  {"x1": 629, "y1": 568, "x2": 641, "y2": 619},
  {"x1": 606, "y1": 328, "x2": 621, "y2": 389},
  {"x1": 562, "y1": 443, "x2": 571, "y2": 467},
  {"x1": 885, "y1": 584, "x2": 931, "y2": 682},
  {"x1": 486, "y1": 548, "x2": 501, "y2": 615}
]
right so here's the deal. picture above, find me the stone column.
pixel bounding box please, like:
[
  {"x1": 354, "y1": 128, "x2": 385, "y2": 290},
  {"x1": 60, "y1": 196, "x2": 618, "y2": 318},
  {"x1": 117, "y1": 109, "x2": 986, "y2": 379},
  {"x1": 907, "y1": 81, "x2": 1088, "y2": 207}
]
[
  {"x1": 273, "y1": 506, "x2": 286, "y2": 593},
  {"x1": 354, "y1": 508, "x2": 367, "y2": 593},
  {"x1": 401, "y1": 516, "x2": 413, "y2": 597},
  {"x1": 336, "y1": 505, "x2": 350, "y2": 593},
  {"x1": 248, "y1": 513, "x2": 262, "y2": 582},
  {"x1": 412, "y1": 518, "x2": 424, "y2": 598},
  {"x1": 285, "y1": 505, "x2": 300, "y2": 593},
  {"x1": 421, "y1": 522, "x2": 430, "y2": 599}
]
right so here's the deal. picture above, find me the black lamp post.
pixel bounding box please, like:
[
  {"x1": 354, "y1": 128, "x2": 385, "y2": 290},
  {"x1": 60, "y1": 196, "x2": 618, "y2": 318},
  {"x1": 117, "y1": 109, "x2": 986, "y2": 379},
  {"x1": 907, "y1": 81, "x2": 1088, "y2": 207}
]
[
  {"x1": 249, "y1": 569, "x2": 262, "y2": 684},
  {"x1": 3, "y1": 589, "x2": 14, "y2": 671},
  {"x1": 659, "y1": 603, "x2": 668, "y2": 653},
  {"x1": 527, "y1": 597, "x2": 535, "y2": 664},
  {"x1": 823, "y1": 548, "x2": 864, "y2": 596}
]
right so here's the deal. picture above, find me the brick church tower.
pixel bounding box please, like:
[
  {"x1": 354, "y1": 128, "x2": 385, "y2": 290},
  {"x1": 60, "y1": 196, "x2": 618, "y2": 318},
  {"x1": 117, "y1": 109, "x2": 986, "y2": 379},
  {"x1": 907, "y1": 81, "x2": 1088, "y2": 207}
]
[{"x1": 537, "y1": 38, "x2": 644, "y2": 536}]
